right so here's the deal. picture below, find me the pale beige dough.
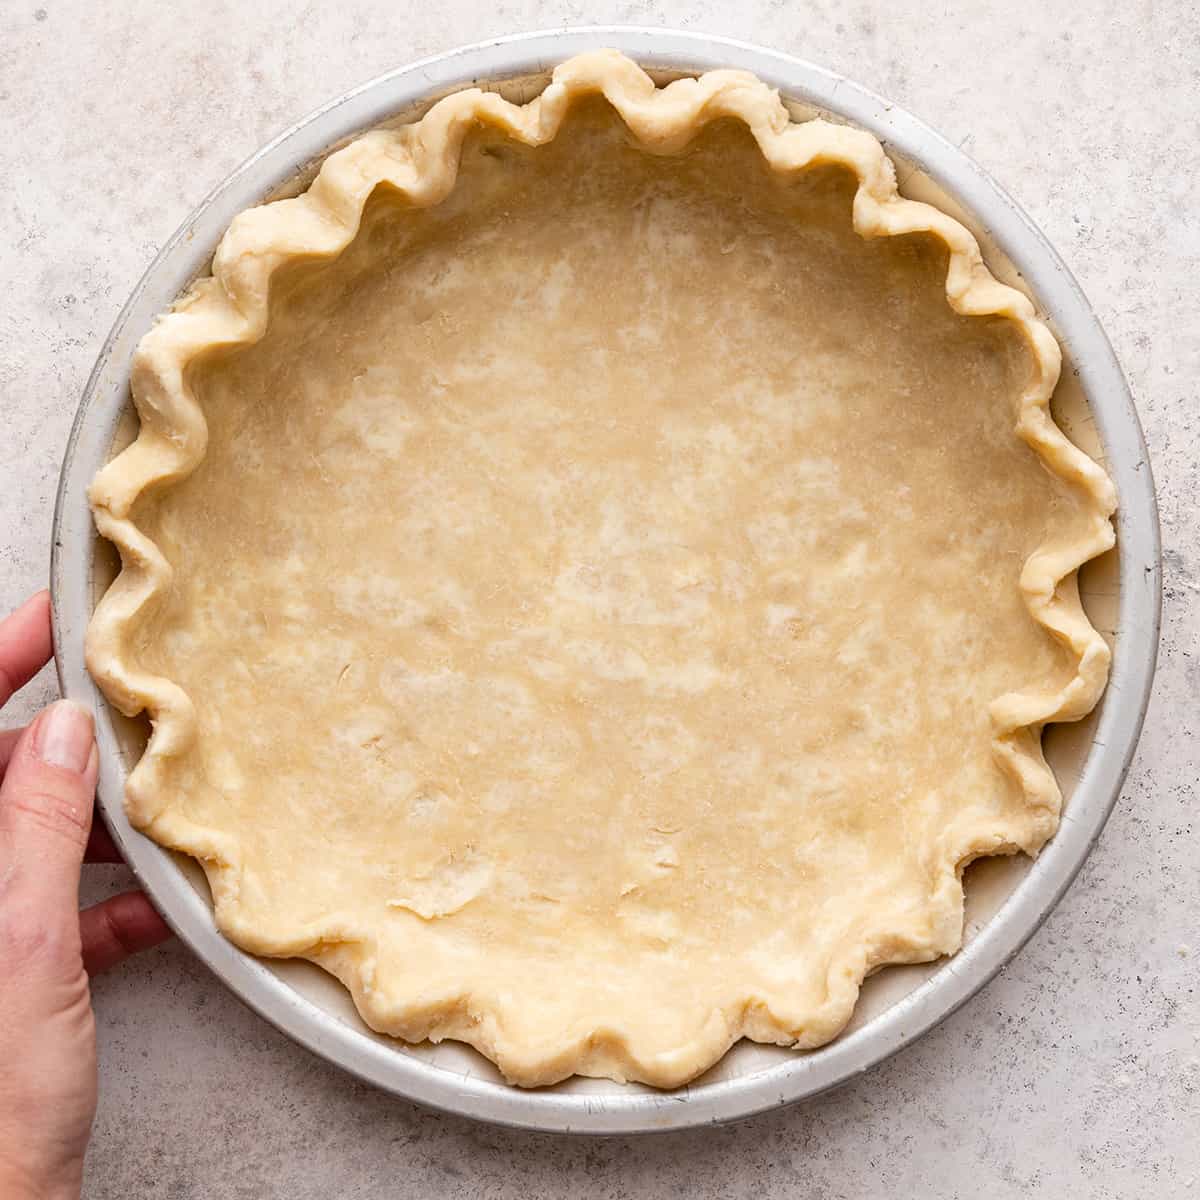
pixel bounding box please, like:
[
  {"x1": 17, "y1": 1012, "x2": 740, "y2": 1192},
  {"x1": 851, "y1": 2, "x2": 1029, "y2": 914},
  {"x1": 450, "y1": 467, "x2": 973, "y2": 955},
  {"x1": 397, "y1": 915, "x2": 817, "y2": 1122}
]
[{"x1": 86, "y1": 53, "x2": 1116, "y2": 1087}]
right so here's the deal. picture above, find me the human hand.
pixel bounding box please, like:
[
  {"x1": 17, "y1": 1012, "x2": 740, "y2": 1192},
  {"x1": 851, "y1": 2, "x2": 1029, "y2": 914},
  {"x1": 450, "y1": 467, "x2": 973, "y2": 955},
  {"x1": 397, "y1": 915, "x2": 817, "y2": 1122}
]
[{"x1": 0, "y1": 591, "x2": 172, "y2": 1200}]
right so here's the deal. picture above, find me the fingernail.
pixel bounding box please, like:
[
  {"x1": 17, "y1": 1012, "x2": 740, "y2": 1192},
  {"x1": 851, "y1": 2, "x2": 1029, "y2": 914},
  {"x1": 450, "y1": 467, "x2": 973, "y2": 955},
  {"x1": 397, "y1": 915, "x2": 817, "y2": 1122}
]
[{"x1": 36, "y1": 700, "x2": 95, "y2": 774}]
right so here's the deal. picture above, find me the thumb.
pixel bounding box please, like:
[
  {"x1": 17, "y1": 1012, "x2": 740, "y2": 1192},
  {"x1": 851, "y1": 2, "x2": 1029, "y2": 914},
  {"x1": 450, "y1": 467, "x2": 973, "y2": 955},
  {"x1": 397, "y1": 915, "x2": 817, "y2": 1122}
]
[{"x1": 0, "y1": 701, "x2": 97, "y2": 925}]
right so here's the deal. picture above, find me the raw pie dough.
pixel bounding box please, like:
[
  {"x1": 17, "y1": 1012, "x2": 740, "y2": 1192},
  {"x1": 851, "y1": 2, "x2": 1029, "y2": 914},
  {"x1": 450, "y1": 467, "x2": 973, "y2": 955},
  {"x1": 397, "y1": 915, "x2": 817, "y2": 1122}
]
[{"x1": 86, "y1": 52, "x2": 1116, "y2": 1087}]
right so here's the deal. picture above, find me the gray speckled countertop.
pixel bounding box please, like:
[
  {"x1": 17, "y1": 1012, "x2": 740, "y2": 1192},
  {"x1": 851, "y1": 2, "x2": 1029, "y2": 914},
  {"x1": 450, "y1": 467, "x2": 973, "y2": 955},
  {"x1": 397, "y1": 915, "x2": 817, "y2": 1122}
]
[{"x1": 2, "y1": 2, "x2": 1197, "y2": 1196}]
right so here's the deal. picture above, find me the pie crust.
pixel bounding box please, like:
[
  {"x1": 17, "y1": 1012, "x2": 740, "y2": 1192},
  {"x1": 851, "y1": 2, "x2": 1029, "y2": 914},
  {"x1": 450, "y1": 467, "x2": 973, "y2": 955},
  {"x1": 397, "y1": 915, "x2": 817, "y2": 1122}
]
[{"x1": 86, "y1": 51, "x2": 1116, "y2": 1087}]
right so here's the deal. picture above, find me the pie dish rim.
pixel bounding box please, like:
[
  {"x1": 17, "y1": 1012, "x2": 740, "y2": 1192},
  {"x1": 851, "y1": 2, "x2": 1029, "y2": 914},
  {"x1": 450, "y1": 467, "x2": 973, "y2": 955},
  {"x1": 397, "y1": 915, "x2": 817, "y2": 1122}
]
[{"x1": 50, "y1": 26, "x2": 1161, "y2": 1132}]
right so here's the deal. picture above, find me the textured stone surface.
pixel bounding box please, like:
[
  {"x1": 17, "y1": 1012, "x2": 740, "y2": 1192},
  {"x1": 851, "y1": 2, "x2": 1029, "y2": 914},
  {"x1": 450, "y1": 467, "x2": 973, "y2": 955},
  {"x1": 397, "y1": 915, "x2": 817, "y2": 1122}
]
[{"x1": 1, "y1": 2, "x2": 1196, "y2": 1196}]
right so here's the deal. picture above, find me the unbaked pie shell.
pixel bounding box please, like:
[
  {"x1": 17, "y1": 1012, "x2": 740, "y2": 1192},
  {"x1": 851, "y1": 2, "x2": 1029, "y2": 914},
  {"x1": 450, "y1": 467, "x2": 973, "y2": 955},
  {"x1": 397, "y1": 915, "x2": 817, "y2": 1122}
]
[{"x1": 86, "y1": 51, "x2": 1116, "y2": 1087}]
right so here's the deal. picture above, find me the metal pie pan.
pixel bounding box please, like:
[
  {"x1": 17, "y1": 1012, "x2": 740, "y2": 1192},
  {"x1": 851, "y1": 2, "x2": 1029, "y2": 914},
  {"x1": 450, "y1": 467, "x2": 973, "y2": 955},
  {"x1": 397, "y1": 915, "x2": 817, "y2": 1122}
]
[{"x1": 50, "y1": 27, "x2": 1161, "y2": 1133}]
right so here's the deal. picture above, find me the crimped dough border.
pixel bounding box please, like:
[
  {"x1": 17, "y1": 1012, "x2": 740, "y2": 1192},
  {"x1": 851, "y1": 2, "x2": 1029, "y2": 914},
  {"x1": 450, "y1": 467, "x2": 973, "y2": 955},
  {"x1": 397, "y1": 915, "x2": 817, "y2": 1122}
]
[{"x1": 85, "y1": 50, "x2": 1116, "y2": 1087}]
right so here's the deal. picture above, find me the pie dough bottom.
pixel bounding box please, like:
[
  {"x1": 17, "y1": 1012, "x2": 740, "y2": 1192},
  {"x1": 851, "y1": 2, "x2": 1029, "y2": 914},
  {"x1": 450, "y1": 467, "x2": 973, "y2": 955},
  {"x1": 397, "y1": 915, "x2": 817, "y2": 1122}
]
[{"x1": 91, "y1": 71, "x2": 1112, "y2": 1086}]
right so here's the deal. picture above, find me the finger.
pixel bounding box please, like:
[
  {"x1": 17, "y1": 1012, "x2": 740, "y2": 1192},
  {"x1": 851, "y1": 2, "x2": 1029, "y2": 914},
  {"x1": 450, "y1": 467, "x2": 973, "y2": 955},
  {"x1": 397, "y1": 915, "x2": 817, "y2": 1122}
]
[
  {"x1": 3, "y1": 729, "x2": 120, "y2": 856},
  {"x1": 0, "y1": 726, "x2": 22, "y2": 778},
  {"x1": 0, "y1": 701, "x2": 97, "y2": 923},
  {"x1": 79, "y1": 890, "x2": 172, "y2": 975},
  {"x1": 0, "y1": 591, "x2": 53, "y2": 708},
  {"x1": 85, "y1": 817, "x2": 123, "y2": 864}
]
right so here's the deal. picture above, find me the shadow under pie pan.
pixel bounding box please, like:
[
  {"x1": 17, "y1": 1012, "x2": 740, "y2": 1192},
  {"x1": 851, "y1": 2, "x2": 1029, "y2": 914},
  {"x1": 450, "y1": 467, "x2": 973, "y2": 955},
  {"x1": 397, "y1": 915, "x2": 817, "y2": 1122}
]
[{"x1": 51, "y1": 28, "x2": 1161, "y2": 1132}]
